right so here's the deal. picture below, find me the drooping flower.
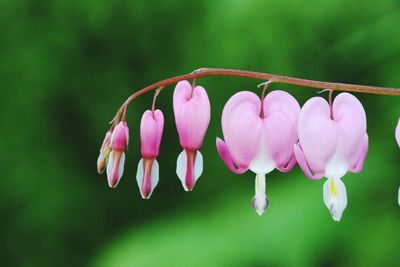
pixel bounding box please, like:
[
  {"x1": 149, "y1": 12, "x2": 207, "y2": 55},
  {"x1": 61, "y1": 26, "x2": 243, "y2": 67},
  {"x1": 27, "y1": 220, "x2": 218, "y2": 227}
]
[
  {"x1": 396, "y1": 119, "x2": 400, "y2": 205},
  {"x1": 97, "y1": 130, "x2": 112, "y2": 174},
  {"x1": 107, "y1": 121, "x2": 129, "y2": 188},
  {"x1": 216, "y1": 90, "x2": 300, "y2": 215},
  {"x1": 294, "y1": 92, "x2": 368, "y2": 221},
  {"x1": 173, "y1": 80, "x2": 211, "y2": 191},
  {"x1": 136, "y1": 110, "x2": 164, "y2": 199}
]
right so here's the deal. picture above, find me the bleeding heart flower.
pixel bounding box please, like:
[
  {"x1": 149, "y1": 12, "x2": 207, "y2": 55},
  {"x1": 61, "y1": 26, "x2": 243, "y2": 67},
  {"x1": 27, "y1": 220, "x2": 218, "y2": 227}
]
[
  {"x1": 216, "y1": 90, "x2": 300, "y2": 215},
  {"x1": 107, "y1": 121, "x2": 129, "y2": 188},
  {"x1": 173, "y1": 80, "x2": 211, "y2": 191},
  {"x1": 136, "y1": 110, "x2": 164, "y2": 199},
  {"x1": 97, "y1": 130, "x2": 112, "y2": 174},
  {"x1": 294, "y1": 92, "x2": 368, "y2": 221}
]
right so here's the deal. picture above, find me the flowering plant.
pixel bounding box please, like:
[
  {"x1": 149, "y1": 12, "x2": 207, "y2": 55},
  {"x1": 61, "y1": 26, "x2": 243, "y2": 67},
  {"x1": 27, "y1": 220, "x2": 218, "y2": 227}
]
[{"x1": 97, "y1": 68, "x2": 399, "y2": 221}]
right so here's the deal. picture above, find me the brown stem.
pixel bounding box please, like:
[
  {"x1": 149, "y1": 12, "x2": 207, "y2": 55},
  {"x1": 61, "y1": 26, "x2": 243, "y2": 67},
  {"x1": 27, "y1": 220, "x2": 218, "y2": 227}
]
[
  {"x1": 151, "y1": 87, "x2": 163, "y2": 117},
  {"x1": 113, "y1": 67, "x2": 400, "y2": 121},
  {"x1": 260, "y1": 80, "x2": 273, "y2": 118}
]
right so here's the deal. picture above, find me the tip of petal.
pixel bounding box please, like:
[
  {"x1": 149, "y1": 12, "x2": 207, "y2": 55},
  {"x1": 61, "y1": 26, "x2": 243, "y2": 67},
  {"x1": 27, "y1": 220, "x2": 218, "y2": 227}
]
[
  {"x1": 252, "y1": 196, "x2": 269, "y2": 216},
  {"x1": 136, "y1": 158, "x2": 159, "y2": 199},
  {"x1": 329, "y1": 204, "x2": 343, "y2": 222},
  {"x1": 176, "y1": 150, "x2": 203, "y2": 192},
  {"x1": 323, "y1": 178, "x2": 347, "y2": 222},
  {"x1": 106, "y1": 151, "x2": 125, "y2": 188},
  {"x1": 293, "y1": 144, "x2": 323, "y2": 180}
]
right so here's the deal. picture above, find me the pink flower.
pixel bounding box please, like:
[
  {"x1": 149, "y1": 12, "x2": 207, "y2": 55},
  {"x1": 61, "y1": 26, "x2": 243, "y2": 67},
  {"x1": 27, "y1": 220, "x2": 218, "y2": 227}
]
[
  {"x1": 136, "y1": 110, "x2": 164, "y2": 199},
  {"x1": 294, "y1": 92, "x2": 368, "y2": 221},
  {"x1": 97, "y1": 130, "x2": 112, "y2": 174},
  {"x1": 107, "y1": 121, "x2": 129, "y2": 188},
  {"x1": 173, "y1": 80, "x2": 211, "y2": 191},
  {"x1": 216, "y1": 90, "x2": 300, "y2": 215}
]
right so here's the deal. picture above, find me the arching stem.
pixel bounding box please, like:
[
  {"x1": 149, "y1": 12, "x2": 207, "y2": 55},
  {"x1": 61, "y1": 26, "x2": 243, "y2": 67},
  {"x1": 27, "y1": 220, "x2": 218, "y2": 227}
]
[{"x1": 112, "y1": 67, "x2": 400, "y2": 123}]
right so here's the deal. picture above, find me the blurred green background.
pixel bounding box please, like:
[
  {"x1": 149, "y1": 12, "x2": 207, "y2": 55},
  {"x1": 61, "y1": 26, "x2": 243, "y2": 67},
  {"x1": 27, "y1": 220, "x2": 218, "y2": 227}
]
[{"x1": 1, "y1": 0, "x2": 399, "y2": 266}]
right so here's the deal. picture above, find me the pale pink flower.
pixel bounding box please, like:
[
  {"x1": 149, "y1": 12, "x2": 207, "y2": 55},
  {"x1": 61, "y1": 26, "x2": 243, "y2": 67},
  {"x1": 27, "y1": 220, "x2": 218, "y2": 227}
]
[
  {"x1": 107, "y1": 121, "x2": 129, "y2": 188},
  {"x1": 136, "y1": 110, "x2": 164, "y2": 199},
  {"x1": 173, "y1": 80, "x2": 211, "y2": 191},
  {"x1": 294, "y1": 92, "x2": 368, "y2": 221},
  {"x1": 97, "y1": 130, "x2": 112, "y2": 174},
  {"x1": 216, "y1": 90, "x2": 300, "y2": 215}
]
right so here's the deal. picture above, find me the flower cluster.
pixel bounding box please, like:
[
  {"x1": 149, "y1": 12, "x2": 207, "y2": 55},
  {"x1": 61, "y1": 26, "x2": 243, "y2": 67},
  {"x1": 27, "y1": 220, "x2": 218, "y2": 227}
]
[
  {"x1": 97, "y1": 81, "x2": 210, "y2": 199},
  {"x1": 97, "y1": 79, "x2": 398, "y2": 222}
]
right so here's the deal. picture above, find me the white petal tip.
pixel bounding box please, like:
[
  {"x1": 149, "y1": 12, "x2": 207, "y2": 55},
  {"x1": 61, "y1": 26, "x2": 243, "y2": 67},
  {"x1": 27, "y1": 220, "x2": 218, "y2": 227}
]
[
  {"x1": 252, "y1": 196, "x2": 268, "y2": 216},
  {"x1": 255, "y1": 209, "x2": 265, "y2": 216},
  {"x1": 329, "y1": 205, "x2": 343, "y2": 222},
  {"x1": 136, "y1": 159, "x2": 159, "y2": 199},
  {"x1": 176, "y1": 150, "x2": 203, "y2": 192},
  {"x1": 398, "y1": 187, "x2": 400, "y2": 206},
  {"x1": 323, "y1": 179, "x2": 347, "y2": 222},
  {"x1": 106, "y1": 152, "x2": 125, "y2": 189}
]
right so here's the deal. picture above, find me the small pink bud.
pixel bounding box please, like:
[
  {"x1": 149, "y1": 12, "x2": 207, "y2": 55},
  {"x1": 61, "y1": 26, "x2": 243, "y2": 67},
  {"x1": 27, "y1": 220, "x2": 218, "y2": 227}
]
[
  {"x1": 173, "y1": 80, "x2": 210, "y2": 191},
  {"x1": 97, "y1": 130, "x2": 112, "y2": 174},
  {"x1": 107, "y1": 121, "x2": 129, "y2": 188},
  {"x1": 136, "y1": 110, "x2": 164, "y2": 199},
  {"x1": 140, "y1": 110, "x2": 164, "y2": 159}
]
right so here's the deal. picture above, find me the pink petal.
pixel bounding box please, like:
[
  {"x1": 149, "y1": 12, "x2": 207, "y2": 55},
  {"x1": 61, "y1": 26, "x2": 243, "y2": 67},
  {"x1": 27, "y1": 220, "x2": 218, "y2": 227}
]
[
  {"x1": 263, "y1": 90, "x2": 300, "y2": 125},
  {"x1": 263, "y1": 90, "x2": 300, "y2": 170},
  {"x1": 216, "y1": 138, "x2": 248, "y2": 174},
  {"x1": 219, "y1": 91, "x2": 263, "y2": 170},
  {"x1": 297, "y1": 97, "x2": 339, "y2": 176},
  {"x1": 332, "y1": 93, "x2": 367, "y2": 168},
  {"x1": 293, "y1": 144, "x2": 324, "y2": 179},
  {"x1": 275, "y1": 153, "x2": 297, "y2": 173},
  {"x1": 349, "y1": 134, "x2": 368, "y2": 173},
  {"x1": 140, "y1": 110, "x2": 164, "y2": 158},
  {"x1": 111, "y1": 122, "x2": 129, "y2": 151},
  {"x1": 173, "y1": 81, "x2": 210, "y2": 150}
]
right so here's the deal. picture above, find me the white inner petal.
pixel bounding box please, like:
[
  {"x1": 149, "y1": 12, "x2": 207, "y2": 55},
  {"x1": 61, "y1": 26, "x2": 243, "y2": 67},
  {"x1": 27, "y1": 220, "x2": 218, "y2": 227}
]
[
  {"x1": 136, "y1": 159, "x2": 160, "y2": 199},
  {"x1": 252, "y1": 173, "x2": 268, "y2": 216},
  {"x1": 176, "y1": 150, "x2": 202, "y2": 191},
  {"x1": 176, "y1": 150, "x2": 188, "y2": 191},
  {"x1": 323, "y1": 178, "x2": 347, "y2": 222},
  {"x1": 324, "y1": 152, "x2": 348, "y2": 180},
  {"x1": 249, "y1": 133, "x2": 275, "y2": 175},
  {"x1": 194, "y1": 151, "x2": 203, "y2": 181},
  {"x1": 398, "y1": 186, "x2": 400, "y2": 206}
]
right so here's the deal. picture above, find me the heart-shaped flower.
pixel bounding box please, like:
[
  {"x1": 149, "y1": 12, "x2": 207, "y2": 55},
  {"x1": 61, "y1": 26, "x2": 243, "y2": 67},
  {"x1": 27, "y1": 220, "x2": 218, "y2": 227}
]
[
  {"x1": 173, "y1": 80, "x2": 211, "y2": 191},
  {"x1": 136, "y1": 110, "x2": 164, "y2": 199},
  {"x1": 216, "y1": 90, "x2": 300, "y2": 215},
  {"x1": 294, "y1": 92, "x2": 368, "y2": 221}
]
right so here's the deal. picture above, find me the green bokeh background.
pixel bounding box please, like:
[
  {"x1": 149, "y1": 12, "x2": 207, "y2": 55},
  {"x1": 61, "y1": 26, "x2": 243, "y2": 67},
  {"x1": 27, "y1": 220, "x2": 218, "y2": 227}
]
[{"x1": 1, "y1": 0, "x2": 399, "y2": 266}]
